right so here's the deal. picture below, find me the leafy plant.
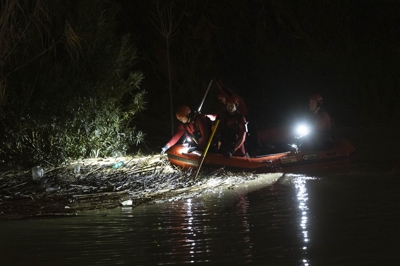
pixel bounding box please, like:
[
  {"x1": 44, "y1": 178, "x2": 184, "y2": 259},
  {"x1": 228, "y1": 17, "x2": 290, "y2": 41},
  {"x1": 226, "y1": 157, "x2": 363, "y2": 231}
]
[
  {"x1": 1, "y1": 97, "x2": 145, "y2": 167},
  {"x1": 0, "y1": 0, "x2": 146, "y2": 168}
]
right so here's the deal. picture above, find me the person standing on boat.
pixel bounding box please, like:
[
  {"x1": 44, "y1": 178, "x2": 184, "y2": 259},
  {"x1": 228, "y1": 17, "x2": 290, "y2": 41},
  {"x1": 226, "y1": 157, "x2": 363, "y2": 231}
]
[
  {"x1": 300, "y1": 94, "x2": 333, "y2": 150},
  {"x1": 205, "y1": 79, "x2": 248, "y2": 122},
  {"x1": 216, "y1": 79, "x2": 248, "y2": 117},
  {"x1": 214, "y1": 96, "x2": 247, "y2": 157},
  {"x1": 161, "y1": 105, "x2": 211, "y2": 155},
  {"x1": 215, "y1": 78, "x2": 260, "y2": 154}
]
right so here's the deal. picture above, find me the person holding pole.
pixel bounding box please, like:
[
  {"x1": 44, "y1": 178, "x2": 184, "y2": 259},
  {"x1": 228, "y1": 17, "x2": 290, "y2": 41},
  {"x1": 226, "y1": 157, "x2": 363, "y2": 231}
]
[{"x1": 161, "y1": 105, "x2": 211, "y2": 155}]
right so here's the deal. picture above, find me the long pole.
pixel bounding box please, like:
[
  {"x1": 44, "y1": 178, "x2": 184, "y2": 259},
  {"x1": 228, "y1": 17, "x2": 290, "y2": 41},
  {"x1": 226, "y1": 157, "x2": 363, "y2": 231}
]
[
  {"x1": 194, "y1": 120, "x2": 220, "y2": 180},
  {"x1": 197, "y1": 79, "x2": 213, "y2": 113}
]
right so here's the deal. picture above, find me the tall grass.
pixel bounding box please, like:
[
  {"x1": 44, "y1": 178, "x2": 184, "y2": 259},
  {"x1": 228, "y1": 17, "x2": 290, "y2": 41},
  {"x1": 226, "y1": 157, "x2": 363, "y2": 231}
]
[{"x1": 0, "y1": 0, "x2": 146, "y2": 168}]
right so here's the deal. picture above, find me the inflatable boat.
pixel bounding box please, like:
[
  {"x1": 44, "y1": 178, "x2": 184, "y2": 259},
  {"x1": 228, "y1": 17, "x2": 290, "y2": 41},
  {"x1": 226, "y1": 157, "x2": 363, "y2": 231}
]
[{"x1": 167, "y1": 127, "x2": 356, "y2": 173}]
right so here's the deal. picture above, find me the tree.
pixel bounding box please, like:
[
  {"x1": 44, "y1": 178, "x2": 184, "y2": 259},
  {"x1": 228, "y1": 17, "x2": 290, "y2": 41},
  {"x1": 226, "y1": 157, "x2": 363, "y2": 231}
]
[
  {"x1": 0, "y1": 0, "x2": 146, "y2": 168},
  {"x1": 151, "y1": 0, "x2": 181, "y2": 136}
]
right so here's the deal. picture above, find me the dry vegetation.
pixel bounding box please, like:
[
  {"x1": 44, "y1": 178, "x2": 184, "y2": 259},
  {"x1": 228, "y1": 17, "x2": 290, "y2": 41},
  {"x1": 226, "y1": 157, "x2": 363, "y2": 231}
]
[{"x1": 0, "y1": 154, "x2": 273, "y2": 220}]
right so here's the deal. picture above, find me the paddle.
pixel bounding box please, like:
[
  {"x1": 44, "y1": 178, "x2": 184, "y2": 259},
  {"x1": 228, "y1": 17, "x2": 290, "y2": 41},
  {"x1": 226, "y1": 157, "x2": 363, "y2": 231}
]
[{"x1": 194, "y1": 119, "x2": 220, "y2": 180}]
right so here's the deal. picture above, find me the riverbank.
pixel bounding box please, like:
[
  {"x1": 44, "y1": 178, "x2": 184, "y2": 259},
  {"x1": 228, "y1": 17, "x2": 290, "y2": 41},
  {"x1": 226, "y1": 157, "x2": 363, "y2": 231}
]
[
  {"x1": 0, "y1": 154, "x2": 278, "y2": 220},
  {"x1": 2, "y1": 122, "x2": 399, "y2": 221}
]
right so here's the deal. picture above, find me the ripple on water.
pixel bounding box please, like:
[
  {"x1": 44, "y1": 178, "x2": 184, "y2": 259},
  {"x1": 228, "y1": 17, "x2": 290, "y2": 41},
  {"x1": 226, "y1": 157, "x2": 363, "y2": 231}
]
[{"x1": 0, "y1": 169, "x2": 399, "y2": 265}]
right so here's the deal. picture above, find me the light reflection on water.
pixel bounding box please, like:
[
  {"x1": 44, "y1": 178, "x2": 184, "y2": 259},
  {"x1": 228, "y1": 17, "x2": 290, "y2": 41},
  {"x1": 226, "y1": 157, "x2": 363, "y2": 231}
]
[
  {"x1": 292, "y1": 175, "x2": 318, "y2": 266},
  {"x1": 0, "y1": 168, "x2": 399, "y2": 266}
]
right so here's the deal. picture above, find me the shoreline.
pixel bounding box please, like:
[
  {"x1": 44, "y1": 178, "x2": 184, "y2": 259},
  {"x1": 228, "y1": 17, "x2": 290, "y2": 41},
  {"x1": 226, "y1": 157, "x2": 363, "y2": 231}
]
[
  {"x1": 0, "y1": 154, "x2": 280, "y2": 220},
  {"x1": 3, "y1": 122, "x2": 400, "y2": 220}
]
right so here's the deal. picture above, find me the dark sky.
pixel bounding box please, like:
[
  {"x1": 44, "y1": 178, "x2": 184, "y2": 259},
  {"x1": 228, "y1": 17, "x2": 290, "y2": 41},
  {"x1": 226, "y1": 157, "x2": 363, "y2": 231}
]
[{"x1": 116, "y1": 0, "x2": 400, "y2": 129}]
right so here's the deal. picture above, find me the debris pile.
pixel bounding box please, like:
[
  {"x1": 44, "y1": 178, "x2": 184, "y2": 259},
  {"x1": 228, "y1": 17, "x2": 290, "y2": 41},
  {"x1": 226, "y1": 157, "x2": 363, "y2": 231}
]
[{"x1": 0, "y1": 154, "x2": 259, "y2": 220}]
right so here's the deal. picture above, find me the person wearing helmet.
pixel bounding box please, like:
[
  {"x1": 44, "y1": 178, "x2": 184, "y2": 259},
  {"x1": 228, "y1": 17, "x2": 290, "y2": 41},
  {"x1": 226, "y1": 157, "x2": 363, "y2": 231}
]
[
  {"x1": 300, "y1": 94, "x2": 333, "y2": 150},
  {"x1": 216, "y1": 79, "x2": 248, "y2": 116},
  {"x1": 309, "y1": 94, "x2": 331, "y2": 131},
  {"x1": 213, "y1": 96, "x2": 247, "y2": 157},
  {"x1": 161, "y1": 105, "x2": 211, "y2": 155}
]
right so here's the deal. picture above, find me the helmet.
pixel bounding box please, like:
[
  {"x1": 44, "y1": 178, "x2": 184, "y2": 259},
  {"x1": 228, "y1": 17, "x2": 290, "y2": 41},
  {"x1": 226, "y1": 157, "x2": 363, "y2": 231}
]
[
  {"x1": 226, "y1": 95, "x2": 239, "y2": 106},
  {"x1": 217, "y1": 92, "x2": 226, "y2": 100},
  {"x1": 310, "y1": 94, "x2": 323, "y2": 105},
  {"x1": 176, "y1": 105, "x2": 191, "y2": 119}
]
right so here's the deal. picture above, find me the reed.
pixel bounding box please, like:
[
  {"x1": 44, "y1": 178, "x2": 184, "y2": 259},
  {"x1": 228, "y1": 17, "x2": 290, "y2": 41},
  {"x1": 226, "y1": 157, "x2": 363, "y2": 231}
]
[{"x1": 0, "y1": 154, "x2": 259, "y2": 220}]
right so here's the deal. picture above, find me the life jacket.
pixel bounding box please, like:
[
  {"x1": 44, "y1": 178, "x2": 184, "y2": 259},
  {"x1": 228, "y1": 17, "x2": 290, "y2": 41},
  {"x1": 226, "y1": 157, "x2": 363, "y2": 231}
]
[
  {"x1": 219, "y1": 111, "x2": 245, "y2": 143},
  {"x1": 183, "y1": 113, "x2": 202, "y2": 145},
  {"x1": 313, "y1": 109, "x2": 333, "y2": 144}
]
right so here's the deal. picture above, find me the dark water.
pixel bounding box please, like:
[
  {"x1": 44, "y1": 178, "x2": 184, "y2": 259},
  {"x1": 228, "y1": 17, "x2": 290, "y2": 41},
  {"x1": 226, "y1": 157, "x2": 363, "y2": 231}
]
[{"x1": 0, "y1": 162, "x2": 399, "y2": 266}]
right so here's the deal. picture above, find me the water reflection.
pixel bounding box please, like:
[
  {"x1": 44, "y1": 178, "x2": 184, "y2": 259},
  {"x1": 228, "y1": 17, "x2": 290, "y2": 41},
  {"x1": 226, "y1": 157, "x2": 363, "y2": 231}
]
[
  {"x1": 160, "y1": 188, "x2": 253, "y2": 264},
  {"x1": 1, "y1": 169, "x2": 399, "y2": 265},
  {"x1": 292, "y1": 174, "x2": 318, "y2": 266}
]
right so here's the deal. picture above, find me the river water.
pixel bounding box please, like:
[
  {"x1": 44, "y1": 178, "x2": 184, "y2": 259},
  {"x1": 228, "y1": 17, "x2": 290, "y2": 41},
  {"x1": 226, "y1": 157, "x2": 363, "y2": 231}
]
[{"x1": 1, "y1": 126, "x2": 400, "y2": 266}]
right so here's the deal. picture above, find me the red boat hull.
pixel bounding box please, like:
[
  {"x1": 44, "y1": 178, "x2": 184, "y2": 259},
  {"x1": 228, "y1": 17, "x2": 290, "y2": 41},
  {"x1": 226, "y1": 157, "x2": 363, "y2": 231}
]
[{"x1": 167, "y1": 138, "x2": 355, "y2": 173}]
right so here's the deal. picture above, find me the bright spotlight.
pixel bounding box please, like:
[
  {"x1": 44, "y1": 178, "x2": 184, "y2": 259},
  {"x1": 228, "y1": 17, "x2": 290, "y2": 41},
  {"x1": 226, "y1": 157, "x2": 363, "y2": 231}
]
[{"x1": 295, "y1": 124, "x2": 310, "y2": 138}]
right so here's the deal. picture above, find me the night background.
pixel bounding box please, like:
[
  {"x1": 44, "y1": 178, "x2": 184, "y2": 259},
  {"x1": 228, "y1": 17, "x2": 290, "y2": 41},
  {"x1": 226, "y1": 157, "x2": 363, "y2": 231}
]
[
  {"x1": 117, "y1": 0, "x2": 400, "y2": 145},
  {"x1": 1, "y1": 2, "x2": 400, "y2": 265},
  {"x1": 1, "y1": 0, "x2": 400, "y2": 166},
  {"x1": 122, "y1": 1, "x2": 400, "y2": 116}
]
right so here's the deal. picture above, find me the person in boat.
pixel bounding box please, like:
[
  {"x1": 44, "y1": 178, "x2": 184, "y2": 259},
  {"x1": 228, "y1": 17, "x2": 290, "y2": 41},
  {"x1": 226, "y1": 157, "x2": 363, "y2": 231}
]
[
  {"x1": 161, "y1": 105, "x2": 211, "y2": 155},
  {"x1": 299, "y1": 94, "x2": 333, "y2": 151},
  {"x1": 214, "y1": 78, "x2": 260, "y2": 154},
  {"x1": 215, "y1": 79, "x2": 248, "y2": 117},
  {"x1": 204, "y1": 79, "x2": 248, "y2": 122},
  {"x1": 213, "y1": 96, "x2": 247, "y2": 157}
]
